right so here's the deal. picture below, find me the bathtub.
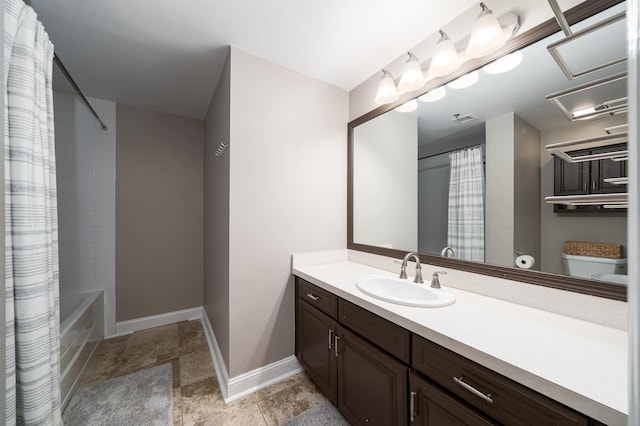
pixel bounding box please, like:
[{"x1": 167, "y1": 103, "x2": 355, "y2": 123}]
[{"x1": 60, "y1": 290, "x2": 104, "y2": 409}]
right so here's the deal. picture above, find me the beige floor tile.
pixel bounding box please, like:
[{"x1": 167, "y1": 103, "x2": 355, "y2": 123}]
[
  {"x1": 180, "y1": 377, "x2": 227, "y2": 423},
  {"x1": 207, "y1": 403, "x2": 267, "y2": 426},
  {"x1": 179, "y1": 349, "x2": 215, "y2": 387},
  {"x1": 257, "y1": 374, "x2": 327, "y2": 425},
  {"x1": 178, "y1": 320, "x2": 208, "y2": 355}
]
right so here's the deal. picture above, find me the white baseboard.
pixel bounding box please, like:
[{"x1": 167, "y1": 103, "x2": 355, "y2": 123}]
[
  {"x1": 201, "y1": 310, "x2": 231, "y2": 401},
  {"x1": 115, "y1": 306, "x2": 203, "y2": 336},
  {"x1": 226, "y1": 355, "x2": 302, "y2": 403},
  {"x1": 200, "y1": 311, "x2": 302, "y2": 403}
]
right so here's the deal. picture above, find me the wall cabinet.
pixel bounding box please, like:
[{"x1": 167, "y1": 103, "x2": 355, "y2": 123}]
[
  {"x1": 295, "y1": 277, "x2": 593, "y2": 425},
  {"x1": 553, "y1": 143, "x2": 627, "y2": 212}
]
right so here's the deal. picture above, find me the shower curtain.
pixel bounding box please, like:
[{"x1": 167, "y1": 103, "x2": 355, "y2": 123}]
[
  {"x1": 4, "y1": 0, "x2": 62, "y2": 424},
  {"x1": 447, "y1": 146, "x2": 485, "y2": 262}
]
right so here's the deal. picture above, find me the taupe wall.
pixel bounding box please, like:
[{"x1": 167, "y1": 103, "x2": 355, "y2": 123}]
[
  {"x1": 227, "y1": 47, "x2": 347, "y2": 377},
  {"x1": 203, "y1": 49, "x2": 231, "y2": 369},
  {"x1": 116, "y1": 105, "x2": 204, "y2": 321}
]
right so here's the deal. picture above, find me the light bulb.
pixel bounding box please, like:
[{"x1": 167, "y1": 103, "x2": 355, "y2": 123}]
[
  {"x1": 466, "y1": 3, "x2": 507, "y2": 59},
  {"x1": 398, "y1": 53, "x2": 426, "y2": 93},
  {"x1": 427, "y1": 31, "x2": 461, "y2": 78},
  {"x1": 374, "y1": 70, "x2": 399, "y2": 104}
]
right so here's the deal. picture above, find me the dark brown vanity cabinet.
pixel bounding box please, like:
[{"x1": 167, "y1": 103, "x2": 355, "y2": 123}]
[
  {"x1": 295, "y1": 277, "x2": 594, "y2": 426},
  {"x1": 412, "y1": 335, "x2": 589, "y2": 426},
  {"x1": 296, "y1": 296, "x2": 338, "y2": 404},
  {"x1": 295, "y1": 277, "x2": 408, "y2": 425},
  {"x1": 409, "y1": 372, "x2": 496, "y2": 425}
]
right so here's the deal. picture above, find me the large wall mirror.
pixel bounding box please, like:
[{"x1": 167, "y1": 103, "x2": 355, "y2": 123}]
[{"x1": 348, "y1": 0, "x2": 628, "y2": 301}]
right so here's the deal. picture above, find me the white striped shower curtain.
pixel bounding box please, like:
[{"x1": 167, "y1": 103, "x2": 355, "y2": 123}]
[
  {"x1": 4, "y1": 0, "x2": 62, "y2": 424},
  {"x1": 447, "y1": 146, "x2": 485, "y2": 262}
]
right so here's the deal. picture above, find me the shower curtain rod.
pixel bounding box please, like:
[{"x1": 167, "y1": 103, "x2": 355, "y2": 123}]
[{"x1": 53, "y1": 54, "x2": 109, "y2": 131}]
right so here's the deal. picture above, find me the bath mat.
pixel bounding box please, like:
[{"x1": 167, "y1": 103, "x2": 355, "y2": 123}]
[
  {"x1": 282, "y1": 401, "x2": 350, "y2": 426},
  {"x1": 63, "y1": 363, "x2": 173, "y2": 426}
]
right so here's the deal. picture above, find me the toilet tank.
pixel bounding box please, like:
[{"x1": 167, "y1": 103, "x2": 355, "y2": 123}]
[{"x1": 561, "y1": 253, "x2": 627, "y2": 279}]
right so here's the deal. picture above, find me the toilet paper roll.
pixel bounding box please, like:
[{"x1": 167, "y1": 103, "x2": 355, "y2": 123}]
[{"x1": 515, "y1": 254, "x2": 535, "y2": 269}]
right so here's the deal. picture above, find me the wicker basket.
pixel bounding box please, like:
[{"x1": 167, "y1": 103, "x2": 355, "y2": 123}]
[{"x1": 564, "y1": 241, "x2": 623, "y2": 259}]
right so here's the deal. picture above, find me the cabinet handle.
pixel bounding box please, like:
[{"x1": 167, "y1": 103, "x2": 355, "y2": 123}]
[
  {"x1": 328, "y1": 329, "x2": 334, "y2": 350},
  {"x1": 592, "y1": 180, "x2": 596, "y2": 191},
  {"x1": 409, "y1": 391, "x2": 417, "y2": 422},
  {"x1": 453, "y1": 376, "x2": 493, "y2": 404},
  {"x1": 306, "y1": 293, "x2": 319, "y2": 301},
  {"x1": 583, "y1": 180, "x2": 587, "y2": 192},
  {"x1": 334, "y1": 335, "x2": 341, "y2": 357}
]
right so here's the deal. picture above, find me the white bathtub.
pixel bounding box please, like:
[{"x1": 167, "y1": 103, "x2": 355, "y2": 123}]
[{"x1": 60, "y1": 290, "x2": 104, "y2": 409}]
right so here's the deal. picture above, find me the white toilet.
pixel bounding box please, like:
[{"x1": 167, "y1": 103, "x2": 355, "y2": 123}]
[{"x1": 561, "y1": 253, "x2": 627, "y2": 279}]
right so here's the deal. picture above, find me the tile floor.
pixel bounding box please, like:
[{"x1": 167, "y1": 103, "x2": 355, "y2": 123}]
[{"x1": 74, "y1": 320, "x2": 330, "y2": 425}]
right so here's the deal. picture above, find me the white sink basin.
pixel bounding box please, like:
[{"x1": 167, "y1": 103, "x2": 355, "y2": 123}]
[{"x1": 356, "y1": 275, "x2": 455, "y2": 308}]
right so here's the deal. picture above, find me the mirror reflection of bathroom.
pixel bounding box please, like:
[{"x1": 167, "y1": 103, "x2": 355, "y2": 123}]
[{"x1": 352, "y1": 1, "x2": 627, "y2": 284}]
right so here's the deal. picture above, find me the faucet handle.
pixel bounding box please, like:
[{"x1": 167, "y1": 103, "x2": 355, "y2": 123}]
[
  {"x1": 431, "y1": 271, "x2": 447, "y2": 289},
  {"x1": 414, "y1": 264, "x2": 424, "y2": 284}
]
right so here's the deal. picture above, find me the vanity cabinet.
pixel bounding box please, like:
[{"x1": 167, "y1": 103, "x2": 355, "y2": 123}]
[
  {"x1": 295, "y1": 277, "x2": 592, "y2": 426},
  {"x1": 295, "y1": 277, "x2": 408, "y2": 425},
  {"x1": 337, "y1": 325, "x2": 407, "y2": 425},
  {"x1": 412, "y1": 335, "x2": 589, "y2": 426},
  {"x1": 409, "y1": 372, "x2": 496, "y2": 425},
  {"x1": 296, "y1": 296, "x2": 338, "y2": 404}
]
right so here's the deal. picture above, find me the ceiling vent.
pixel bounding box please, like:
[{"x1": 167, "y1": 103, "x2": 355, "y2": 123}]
[{"x1": 451, "y1": 113, "x2": 478, "y2": 124}]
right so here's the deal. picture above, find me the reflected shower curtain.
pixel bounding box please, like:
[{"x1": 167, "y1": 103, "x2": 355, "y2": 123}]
[
  {"x1": 447, "y1": 146, "x2": 485, "y2": 262},
  {"x1": 4, "y1": 0, "x2": 62, "y2": 424}
]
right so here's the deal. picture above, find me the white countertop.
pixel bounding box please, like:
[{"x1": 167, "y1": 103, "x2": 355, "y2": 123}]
[{"x1": 292, "y1": 257, "x2": 628, "y2": 425}]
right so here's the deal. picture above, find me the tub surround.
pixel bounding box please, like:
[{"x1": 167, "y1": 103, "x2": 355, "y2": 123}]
[
  {"x1": 60, "y1": 290, "x2": 104, "y2": 409},
  {"x1": 292, "y1": 249, "x2": 628, "y2": 425}
]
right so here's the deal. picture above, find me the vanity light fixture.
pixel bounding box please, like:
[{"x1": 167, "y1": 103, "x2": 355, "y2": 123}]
[
  {"x1": 419, "y1": 86, "x2": 446, "y2": 102},
  {"x1": 374, "y1": 69, "x2": 399, "y2": 104},
  {"x1": 447, "y1": 71, "x2": 479, "y2": 89},
  {"x1": 398, "y1": 52, "x2": 426, "y2": 93},
  {"x1": 483, "y1": 50, "x2": 523, "y2": 74},
  {"x1": 427, "y1": 31, "x2": 461, "y2": 78},
  {"x1": 466, "y1": 3, "x2": 509, "y2": 59},
  {"x1": 394, "y1": 99, "x2": 418, "y2": 113}
]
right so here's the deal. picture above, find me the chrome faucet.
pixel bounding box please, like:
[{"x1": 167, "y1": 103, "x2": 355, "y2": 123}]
[
  {"x1": 399, "y1": 252, "x2": 424, "y2": 284},
  {"x1": 441, "y1": 246, "x2": 455, "y2": 258}
]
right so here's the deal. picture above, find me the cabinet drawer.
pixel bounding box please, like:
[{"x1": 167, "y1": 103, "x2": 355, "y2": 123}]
[
  {"x1": 339, "y1": 299, "x2": 410, "y2": 364},
  {"x1": 412, "y1": 335, "x2": 589, "y2": 426},
  {"x1": 296, "y1": 277, "x2": 338, "y2": 319}
]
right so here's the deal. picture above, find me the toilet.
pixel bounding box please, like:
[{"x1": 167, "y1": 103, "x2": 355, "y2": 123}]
[{"x1": 561, "y1": 253, "x2": 627, "y2": 279}]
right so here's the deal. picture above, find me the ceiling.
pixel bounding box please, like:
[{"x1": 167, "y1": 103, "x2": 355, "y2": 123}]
[{"x1": 29, "y1": 0, "x2": 479, "y2": 120}]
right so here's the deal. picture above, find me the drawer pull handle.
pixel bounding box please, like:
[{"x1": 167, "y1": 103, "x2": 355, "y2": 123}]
[
  {"x1": 409, "y1": 391, "x2": 417, "y2": 422},
  {"x1": 334, "y1": 335, "x2": 341, "y2": 357},
  {"x1": 306, "y1": 293, "x2": 319, "y2": 301},
  {"x1": 453, "y1": 376, "x2": 493, "y2": 404},
  {"x1": 328, "y1": 329, "x2": 334, "y2": 350}
]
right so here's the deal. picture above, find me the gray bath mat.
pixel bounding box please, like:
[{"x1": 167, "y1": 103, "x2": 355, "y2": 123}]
[
  {"x1": 63, "y1": 363, "x2": 173, "y2": 426},
  {"x1": 282, "y1": 401, "x2": 350, "y2": 426}
]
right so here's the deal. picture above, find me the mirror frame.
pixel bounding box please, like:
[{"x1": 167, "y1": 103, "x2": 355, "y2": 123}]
[{"x1": 347, "y1": 0, "x2": 627, "y2": 301}]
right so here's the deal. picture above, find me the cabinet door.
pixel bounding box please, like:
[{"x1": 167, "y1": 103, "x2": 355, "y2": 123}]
[
  {"x1": 337, "y1": 326, "x2": 407, "y2": 425},
  {"x1": 296, "y1": 299, "x2": 337, "y2": 404},
  {"x1": 410, "y1": 373, "x2": 496, "y2": 426},
  {"x1": 590, "y1": 145, "x2": 627, "y2": 194},
  {"x1": 554, "y1": 155, "x2": 589, "y2": 195}
]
